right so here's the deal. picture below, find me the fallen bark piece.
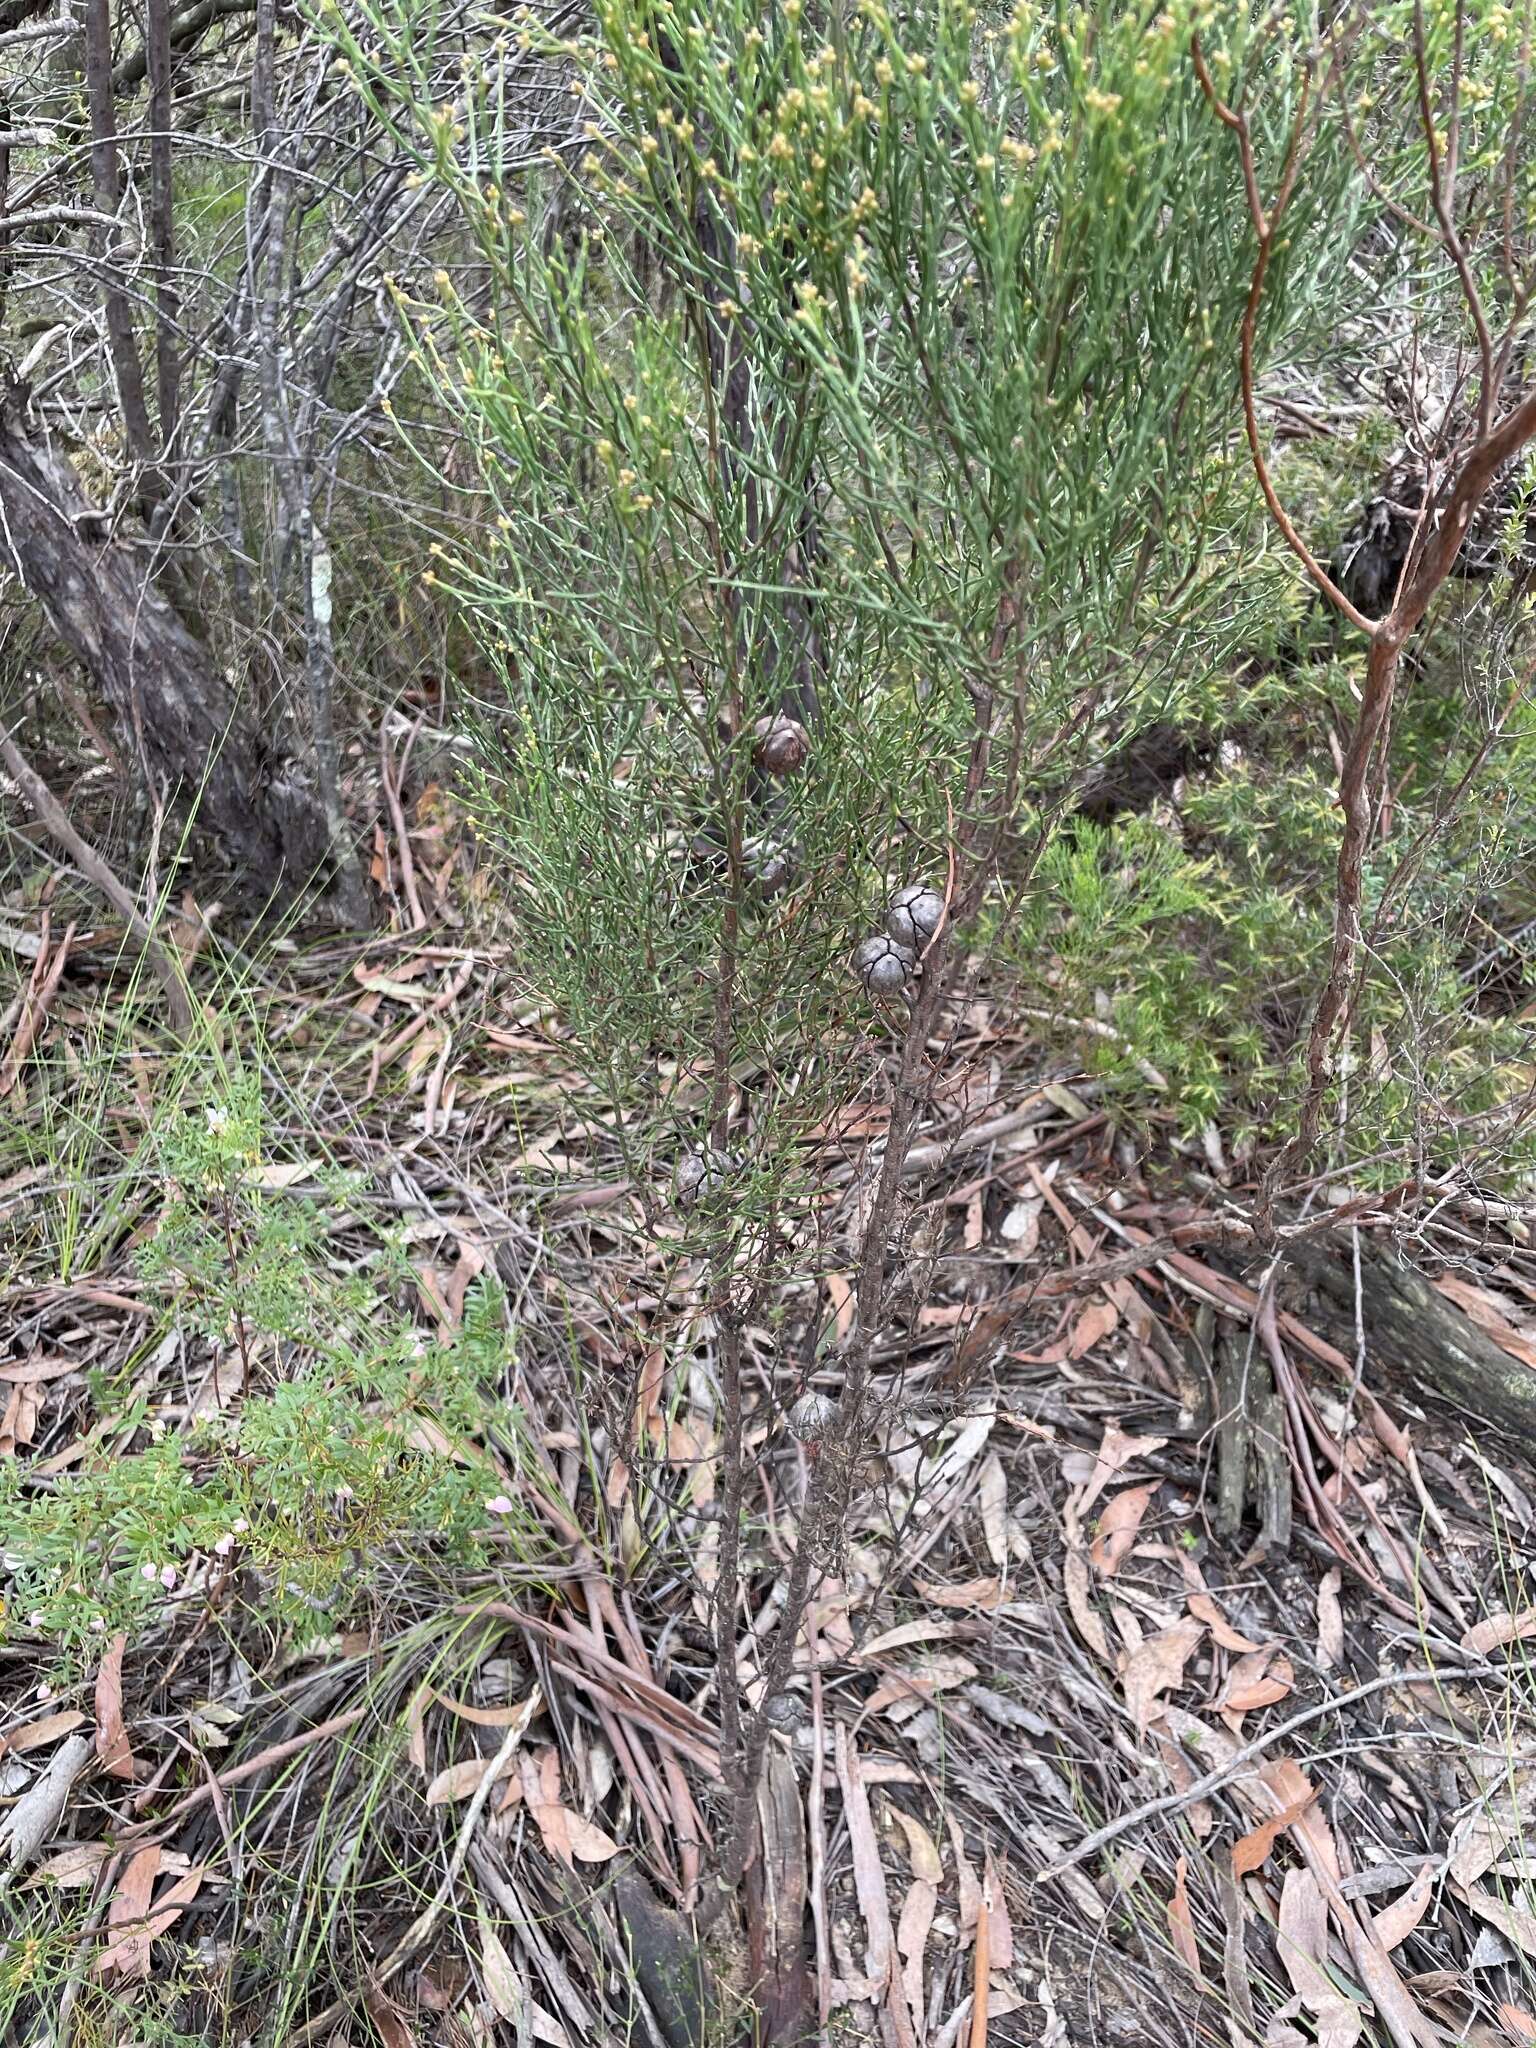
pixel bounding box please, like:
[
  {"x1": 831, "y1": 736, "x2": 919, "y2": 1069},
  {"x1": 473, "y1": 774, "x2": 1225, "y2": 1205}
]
[
  {"x1": 0, "y1": 1734, "x2": 93, "y2": 1874},
  {"x1": 1286, "y1": 1242, "x2": 1536, "y2": 1438}
]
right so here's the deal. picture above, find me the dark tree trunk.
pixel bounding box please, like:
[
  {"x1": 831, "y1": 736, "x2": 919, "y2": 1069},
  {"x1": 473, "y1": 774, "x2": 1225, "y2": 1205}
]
[
  {"x1": 145, "y1": 0, "x2": 181, "y2": 457},
  {"x1": 0, "y1": 382, "x2": 333, "y2": 902}
]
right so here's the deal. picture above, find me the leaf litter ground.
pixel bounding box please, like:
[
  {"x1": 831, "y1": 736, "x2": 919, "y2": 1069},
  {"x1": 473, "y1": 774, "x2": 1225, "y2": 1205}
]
[{"x1": 5, "y1": 854, "x2": 1536, "y2": 2047}]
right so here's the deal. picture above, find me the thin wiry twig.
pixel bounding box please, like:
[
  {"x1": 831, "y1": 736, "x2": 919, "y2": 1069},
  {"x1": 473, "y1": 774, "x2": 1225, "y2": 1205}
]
[{"x1": 1041, "y1": 1659, "x2": 1501, "y2": 1878}]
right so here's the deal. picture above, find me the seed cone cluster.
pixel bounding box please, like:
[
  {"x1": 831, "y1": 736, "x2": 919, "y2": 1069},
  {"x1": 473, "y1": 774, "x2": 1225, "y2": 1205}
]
[{"x1": 854, "y1": 883, "x2": 943, "y2": 998}]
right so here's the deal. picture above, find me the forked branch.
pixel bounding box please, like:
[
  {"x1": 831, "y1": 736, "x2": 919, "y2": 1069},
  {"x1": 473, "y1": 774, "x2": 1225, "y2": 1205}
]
[{"x1": 1194, "y1": 30, "x2": 1536, "y2": 1221}]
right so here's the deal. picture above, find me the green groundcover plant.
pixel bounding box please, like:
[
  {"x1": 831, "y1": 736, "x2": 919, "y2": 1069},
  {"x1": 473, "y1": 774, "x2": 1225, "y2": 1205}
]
[{"x1": 1, "y1": 1061, "x2": 543, "y2": 1659}]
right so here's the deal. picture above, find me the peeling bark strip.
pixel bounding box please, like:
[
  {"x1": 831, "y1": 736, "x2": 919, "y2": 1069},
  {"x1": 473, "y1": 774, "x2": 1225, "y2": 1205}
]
[{"x1": 0, "y1": 384, "x2": 330, "y2": 899}]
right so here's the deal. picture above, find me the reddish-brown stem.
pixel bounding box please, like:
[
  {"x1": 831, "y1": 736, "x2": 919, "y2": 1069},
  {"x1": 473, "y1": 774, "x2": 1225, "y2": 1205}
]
[
  {"x1": 1413, "y1": 0, "x2": 1497, "y2": 433},
  {"x1": 1262, "y1": 370, "x2": 1536, "y2": 1216},
  {"x1": 1192, "y1": 37, "x2": 1377, "y2": 638}
]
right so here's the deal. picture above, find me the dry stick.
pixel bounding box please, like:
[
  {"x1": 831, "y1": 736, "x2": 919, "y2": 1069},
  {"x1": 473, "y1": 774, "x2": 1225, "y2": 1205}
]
[
  {"x1": 1013, "y1": 1005, "x2": 1168, "y2": 1092},
  {"x1": 120, "y1": 1705, "x2": 368, "y2": 1839},
  {"x1": 0, "y1": 723, "x2": 192, "y2": 1032},
  {"x1": 805, "y1": 1604, "x2": 833, "y2": 2040},
  {"x1": 968, "y1": 1856, "x2": 992, "y2": 2048},
  {"x1": 538, "y1": 1656, "x2": 720, "y2": 1775},
  {"x1": 0, "y1": 914, "x2": 69, "y2": 1097},
  {"x1": 1259, "y1": 1284, "x2": 1421, "y2": 1600},
  {"x1": 1039, "y1": 1661, "x2": 1500, "y2": 1880},
  {"x1": 1253, "y1": 1271, "x2": 1422, "y2": 1623},
  {"x1": 472, "y1": 1602, "x2": 719, "y2": 1755},
  {"x1": 709, "y1": 1308, "x2": 750, "y2": 1877},
  {"x1": 467, "y1": 1838, "x2": 599, "y2": 2040},
  {"x1": 886, "y1": 1097, "x2": 1059, "y2": 1178},
  {"x1": 379, "y1": 712, "x2": 428, "y2": 930}
]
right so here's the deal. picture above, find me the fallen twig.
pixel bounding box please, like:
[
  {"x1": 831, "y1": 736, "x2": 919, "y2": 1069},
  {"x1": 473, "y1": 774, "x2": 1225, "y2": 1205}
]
[
  {"x1": 0, "y1": 914, "x2": 73, "y2": 1098},
  {"x1": 379, "y1": 711, "x2": 428, "y2": 930},
  {"x1": 120, "y1": 1706, "x2": 369, "y2": 1838},
  {"x1": 1039, "y1": 1660, "x2": 1499, "y2": 1879}
]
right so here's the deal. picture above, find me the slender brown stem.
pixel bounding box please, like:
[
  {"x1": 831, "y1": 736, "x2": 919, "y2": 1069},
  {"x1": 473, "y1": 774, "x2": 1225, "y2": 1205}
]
[
  {"x1": 698, "y1": 562, "x2": 1015, "y2": 1925},
  {"x1": 82, "y1": 0, "x2": 164, "y2": 512},
  {"x1": 710, "y1": 1309, "x2": 747, "y2": 1823},
  {"x1": 120, "y1": 1706, "x2": 369, "y2": 1837},
  {"x1": 1413, "y1": 0, "x2": 1496, "y2": 433},
  {"x1": 146, "y1": 0, "x2": 181, "y2": 456}
]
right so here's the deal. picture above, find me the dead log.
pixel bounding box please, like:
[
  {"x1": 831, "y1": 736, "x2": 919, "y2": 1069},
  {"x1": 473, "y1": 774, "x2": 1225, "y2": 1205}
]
[
  {"x1": 1285, "y1": 1239, "x2": 1536, "y2": 1438},
  {"x1": 0, "y1": 379, "x2": 333, "y2": 905}
]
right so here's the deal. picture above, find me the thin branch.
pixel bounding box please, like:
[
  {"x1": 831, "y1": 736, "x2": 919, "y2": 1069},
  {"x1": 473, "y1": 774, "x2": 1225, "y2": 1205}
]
[
  {"x1": 1192, "y1": 36, "x2": 1379, "y2": 638},
  {"x1": 1041, "y1": 1659, "x2": 1502, "y2": 1877},
  {"x1": 1413, "y1": 0, "x2": 1497, "y2": 434},
  {"x1": 1397, "y1": 382, "x2": 1536, "y2": 626}
]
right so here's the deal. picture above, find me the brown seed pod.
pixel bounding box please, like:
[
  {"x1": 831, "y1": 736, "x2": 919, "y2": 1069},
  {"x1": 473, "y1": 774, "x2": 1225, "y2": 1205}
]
[
  {"x1": 744, "y1": 833, "x2": 798, "y2": 898},
  {"x1": 751, "y1": 714, "x2": 811, "y2": 778},
  {"x1": 673, "y1": 1147, "x2": 739, "y2": 1211}
]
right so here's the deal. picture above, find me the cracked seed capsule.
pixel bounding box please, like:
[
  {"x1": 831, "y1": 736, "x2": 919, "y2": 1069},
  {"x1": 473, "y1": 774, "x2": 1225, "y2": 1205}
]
[
  {"x1": 854, "y1": 932, "x2": 916, "y2": 995},
  {"x1": 787, "y1": 1390, "x2": 837, "y2": 1441},
  {"x1": 673, "y1": 1147, "x2": 737, "y2": 1210},
  {"x1": 744, "y1": 833, "x2": 798, "y2": 898},
  {"x1": 886, "y1": 883, "x2": 944, "y2": 951}
]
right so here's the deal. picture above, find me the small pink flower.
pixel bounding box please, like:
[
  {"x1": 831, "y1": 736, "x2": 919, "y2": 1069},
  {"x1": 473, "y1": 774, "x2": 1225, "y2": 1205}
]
[
  {"x1": 213, "y1": 1532, "x2": 236, "y2": 1558},
  {"x1": 484, "y1": 1494, "x2": 514, "y2": 1515},
  {"x1": 89, "y1": 1615, "x2": 106, "y2": 1632},
  {"x1": 232, "y1": 1517, "x2": 249, "y2": 1534},
  {"x1": 141, "y1": 1561, "x2": 160, "y2": 1582},
  {"x1": 159, "y1": 1563, "x2": 178, "y2": 1589}
]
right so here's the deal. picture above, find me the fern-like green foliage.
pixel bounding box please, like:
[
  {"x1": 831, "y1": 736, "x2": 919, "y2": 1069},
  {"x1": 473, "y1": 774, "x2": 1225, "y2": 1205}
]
[{"x1": 0, "y1": 1066, "x2": 547, "y2": 1659}]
